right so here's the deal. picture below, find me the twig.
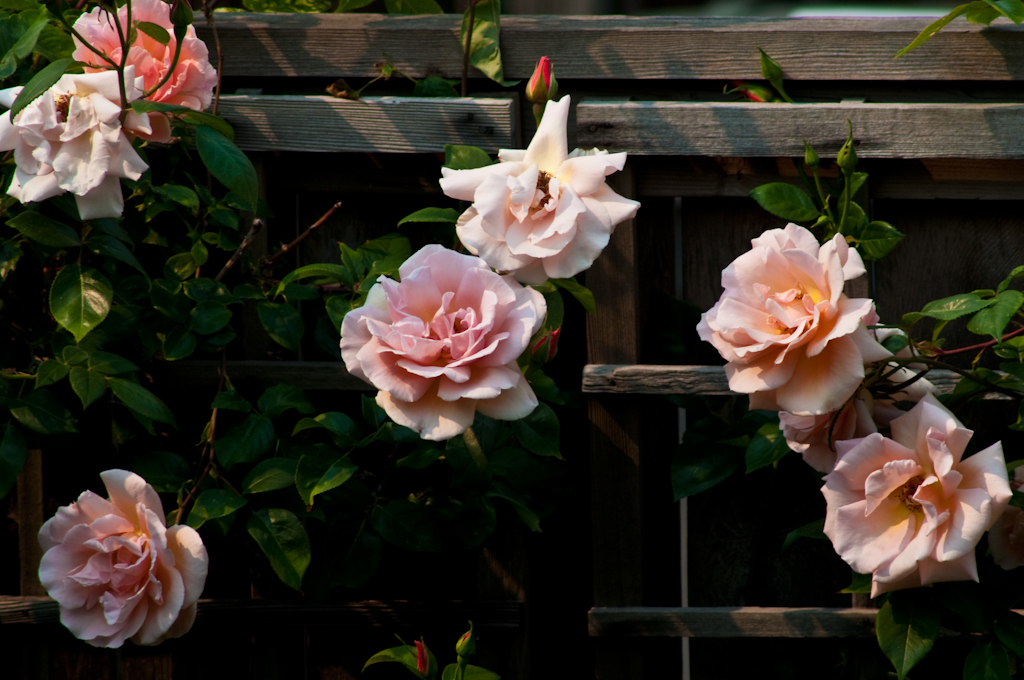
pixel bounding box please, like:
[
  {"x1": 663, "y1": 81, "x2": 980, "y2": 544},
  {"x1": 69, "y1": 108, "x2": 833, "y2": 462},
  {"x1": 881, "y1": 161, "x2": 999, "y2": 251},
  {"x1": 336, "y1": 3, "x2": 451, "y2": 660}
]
[
  {"x1": 175, "y1": 352, "x2": 227, "y2": 525},
  {"x1": 215, "y1": 218, "x2": 262, "y2": 281},
  {"x1": 262, "y1": 202, "x2": 342, "y2": 269},
  {"x1": 931, "y1": 326, "x2": 1024, "y2": 357},
  {"x1": 884, "y1": 355, "x2": 1023, "y2": 400},
  {"x1": 460, "y1": 0, "x2": 478, "y2": 97}
]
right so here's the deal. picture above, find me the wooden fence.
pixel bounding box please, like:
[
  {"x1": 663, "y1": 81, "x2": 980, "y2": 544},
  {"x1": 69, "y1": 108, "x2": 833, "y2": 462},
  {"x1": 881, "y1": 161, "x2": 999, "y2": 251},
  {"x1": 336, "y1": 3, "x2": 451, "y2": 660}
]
[{"x1": 5, "y1": 12, "x2": 1024, "y2": 679}]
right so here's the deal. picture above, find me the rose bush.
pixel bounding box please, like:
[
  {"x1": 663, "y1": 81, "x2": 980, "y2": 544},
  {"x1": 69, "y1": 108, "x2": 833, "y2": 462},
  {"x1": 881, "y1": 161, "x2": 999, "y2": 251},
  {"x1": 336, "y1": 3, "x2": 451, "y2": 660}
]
[
  {"x1": 439, "y1": 95, "x2": 640, "y2": 284},
  {"x1": 989, "y1": 467, "x2": 1024, "y2": 570},
  {"x1": 697, "y1": 223, "x2": 891, "y2": 415},
  {"x1": 822, "y1": 394, "x2": 1010, "y2": 597},
  {"x1": 0, "y1": 68, "x2": 150, "y2": 219},
  {"x1": 341, "y1": 244, "x2": 547, "y2": 441},
  {"x1": 73, "y1": 0, "x2": 218, "y2": 143},
  {"x1": 38, "y1": 470, "x2": 208, "y2": 648}
]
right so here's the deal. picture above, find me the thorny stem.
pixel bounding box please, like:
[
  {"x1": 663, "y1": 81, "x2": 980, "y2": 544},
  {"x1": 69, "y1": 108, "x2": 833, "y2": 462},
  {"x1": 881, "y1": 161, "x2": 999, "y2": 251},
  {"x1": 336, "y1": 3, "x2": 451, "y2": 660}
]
[
  {"x1": 262, "y1": 202, "x2": 342, "y2": 269},
  {"x1": 461, "y1": 0, "x2": 478, "y2": 98},
  {"x1": 930, "y1": 325, "x2": 1024, "y2": 357},
  {"x1": 57, "y1": 11, "x2": 118, "y2": 67},
  {"x1": 175, "y1": 351, "x2": 227, "y2": 525},
  {"x1": 812, "y1": 167, "x2": 836, "y2": 228},
  {"x1": 203, "y1": 1, "x2": 223, "y2": 116},
  {"x1": 114, "y1": 0, "x2": 133, "y2": 116},
  {"x1": 215, "y1": 218, "x2": 263, "y2": 281},
  {"x1": 883, "y1": 355, "x2": 1023, "y2": 400}
]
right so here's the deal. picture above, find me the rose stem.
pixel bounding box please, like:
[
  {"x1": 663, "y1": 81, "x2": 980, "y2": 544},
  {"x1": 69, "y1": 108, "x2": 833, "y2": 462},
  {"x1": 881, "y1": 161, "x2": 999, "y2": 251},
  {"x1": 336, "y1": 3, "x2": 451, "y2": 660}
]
[
  {"x1": 930, "y1": 325, "x2": 1024, "y2": 357},
  {"x1": 175, "y1": 350, "x2": 227, "y2": 525},
  {"x1": 214, "y1": 217, "x2": 263, "y2": 282},
  {"x1": 261, "y1": 201, "x2": 342, "y2": 271}
]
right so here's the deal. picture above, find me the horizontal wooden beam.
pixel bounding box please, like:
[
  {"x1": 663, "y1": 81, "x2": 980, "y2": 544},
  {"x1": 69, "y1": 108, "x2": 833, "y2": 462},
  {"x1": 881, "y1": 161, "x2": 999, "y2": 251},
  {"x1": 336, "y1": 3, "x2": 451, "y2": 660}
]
[
  {"x1": 198, "y1": 15, "x2": 1024, "y2": 81},
  {"x1": 157, "y1": 361, "x2": 371, "y2": 391},
  {"x1": 577, "y1": 101, "x2": 1024, "y2": 158},
  {"x1": 0, "y1": 597, "x2": 520, "y2": 628},
  {"x1": 589, "y1": 606, "x2": 879, "y2": 638},
  {"x1": 581, "y1": 365, "x2": 1005, "y2": 399},
  {"x1": 219, "y1": 95, "x2": 516, "y2": 154}
]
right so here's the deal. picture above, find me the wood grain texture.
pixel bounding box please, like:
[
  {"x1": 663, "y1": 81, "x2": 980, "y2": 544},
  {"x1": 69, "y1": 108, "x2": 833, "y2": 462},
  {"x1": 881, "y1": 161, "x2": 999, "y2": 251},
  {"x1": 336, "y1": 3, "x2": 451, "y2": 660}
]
[
  {"x1": 577, "y1": 101, "x2": 1024, "y2": 158},
  {"x1": 0, "y1": 597, "x2": 521, "y2": 628},
  {"x1": 16, "y1": 447, "x2": 45, "y2": 597},
  {"x1": 581, "y1": 365, "x2": 1004, "y2": 399},
  {"x1": 157, "y1": 360, "x2": 371, "y2": 390},
  {"x1": 198, "y1": 15, "x2": 1024, "y2": 81},
  {"x1": 218, "y1": 95, "x2": 515, "y2": 153}
]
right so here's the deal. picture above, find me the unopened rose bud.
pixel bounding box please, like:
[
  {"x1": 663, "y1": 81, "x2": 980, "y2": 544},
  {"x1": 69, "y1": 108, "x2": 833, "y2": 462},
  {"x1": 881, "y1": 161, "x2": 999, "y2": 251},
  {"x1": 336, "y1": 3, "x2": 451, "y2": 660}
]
[
  {"x1": 803, "y1": 140, "x2": 819, "y2": 169},
  {"x1": 724, "y1": 81, "x2": 776, "y2": 104},
  {"x1": 170, "y1": 0, "x2": 194, "y2": 27},
  {"x1": 531, "y1": 328, "x2": 560, "y2": 363},
  {"x1": 837, "y1": 122, "x2": 857, "y2": 171},
  {"x1": 414, "y1": 640, "x2": 428, "y2": 676},
  {"x1": 455, "y1": 621, "x2": 476, "y2": 657},
  {"x1": 526, "y1": 56, "x2": 557, "y2": 104}
]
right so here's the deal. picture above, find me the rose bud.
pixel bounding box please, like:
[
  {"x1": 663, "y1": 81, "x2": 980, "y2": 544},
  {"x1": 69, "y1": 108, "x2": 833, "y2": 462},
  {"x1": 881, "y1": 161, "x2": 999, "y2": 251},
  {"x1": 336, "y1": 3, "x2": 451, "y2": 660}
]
[
  {"x1": 526, "y1": 56, "x2": 557, "y2": 104},
  {"x1": 415, "y1": 640, "x2": 428, "y2": 676},
  {"x1": 724, "y1": 81, "x2": 776, "y2": 103},
  {"x1": 455, "y1": 620, "x2": 476, "y2": 657},
  {"x1": 170, "y1": 0, "x2": 193, "y2": 26},
  {"x1": 531, "y1": 328, "x2": 561, "y2": 363},
  {"x1": 803, "y1": 139, "x2": 819, "y2": 169}
]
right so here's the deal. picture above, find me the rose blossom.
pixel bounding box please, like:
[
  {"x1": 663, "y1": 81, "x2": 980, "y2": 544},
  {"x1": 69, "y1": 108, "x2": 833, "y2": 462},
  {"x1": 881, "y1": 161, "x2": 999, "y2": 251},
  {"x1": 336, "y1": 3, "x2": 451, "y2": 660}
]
[
  {"x1": 439, "y1": 95, "x2": 640, "y2": 284},
  {"x1": 822, "y1": 393, "x2": 1010, "y2": 597},
  {"x1": 38, "y1": 469, "x2": 208, "y2": 648},
  {"x1": 697, "y1": 223, "x2": 891, "y2": 415},
  {"x1": 341, "y1": 244, "x2": 546, "y2": 441},
  {"x1": 73, "y1": 0, "x2": 218, "y2": 143},
  {"x1": 988, "y1": 467, "x2": 1024, "y2": 570},
  {"x1": 0, "y1": 68, "x2": 150, "y2": 219}
]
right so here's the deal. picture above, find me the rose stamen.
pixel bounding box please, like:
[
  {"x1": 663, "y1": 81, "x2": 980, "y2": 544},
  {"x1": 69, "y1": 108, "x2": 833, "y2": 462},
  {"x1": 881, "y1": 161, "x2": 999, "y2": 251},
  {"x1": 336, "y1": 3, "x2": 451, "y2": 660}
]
[
  {"x1": 54, "y1": 93, "x2": 71, "y2": 122},
  {"x1": 891, "y1": 475, "x2": 924, "y2": 511}
]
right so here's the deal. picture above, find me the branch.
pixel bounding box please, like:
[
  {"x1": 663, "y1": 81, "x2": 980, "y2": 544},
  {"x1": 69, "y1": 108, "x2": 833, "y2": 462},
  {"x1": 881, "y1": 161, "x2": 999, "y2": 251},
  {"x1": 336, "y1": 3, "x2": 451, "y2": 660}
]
[
  {"x1": 930, "y1": 325, "x2": 1024, "y2": 357},
  {"x1": 214, "y1": 218, "x2": 262, "y2": 281},
  {"x1": 175, "y1": 351, "x2": 227, "y2": 526},
  {"x1": 262, "y1": 201, "x2": 342, "y2": 270},
  {"x1": 884, "y1": 355, "x2": 1023, "y2": 400}
]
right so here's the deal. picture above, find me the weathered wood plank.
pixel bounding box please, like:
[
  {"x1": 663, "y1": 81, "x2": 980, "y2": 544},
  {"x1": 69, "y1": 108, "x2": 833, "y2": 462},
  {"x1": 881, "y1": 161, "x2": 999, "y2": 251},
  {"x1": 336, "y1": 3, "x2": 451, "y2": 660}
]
[
  {"x1": 157, "y1": 360, "x2": 370, "y2": 390},
  {"x1": 199, "y1": 15, "x2": 1024, "y2": 81},
  {"x1": 0, "y1": 597, "x2": 521, "y2": 628},
  {"x1": 577, "y1": 101, "x2": 1024, "y2": 158},
  {"x1": 581, "y1": 365, "x2": 1002, "y2": 399},
  {"x1": 218, "y1": 95, "x2": 516, "y2": 153}
]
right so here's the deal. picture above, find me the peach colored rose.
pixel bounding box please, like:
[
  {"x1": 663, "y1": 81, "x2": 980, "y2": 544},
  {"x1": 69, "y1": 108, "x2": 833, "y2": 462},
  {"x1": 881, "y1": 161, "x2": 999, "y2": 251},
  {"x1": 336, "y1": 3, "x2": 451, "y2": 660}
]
[
  {"x1": 822, "y1": 394, "x2": 1010, "y2": 597},
  {"x1": 38, "y1": 470, "x2": 208, "y2": 648},
  {"x1": 989, "y1": 467, "x2": 1024, "y2": 570},
  {"x1": 439, "y1": 96, "x2": 639, "y2": 284},
  {"x1": 697, "y1": 223, "x2": 891, "y2": 415},
  {"x1": 73, "y1": 0, "x2": 218, "y2": 143},
  {"x1": 341, "y1": 245, "x2": 546, "y2": 441},
  {"x1": 0, "y1": 69, "x2": 149, "y2": 219}
]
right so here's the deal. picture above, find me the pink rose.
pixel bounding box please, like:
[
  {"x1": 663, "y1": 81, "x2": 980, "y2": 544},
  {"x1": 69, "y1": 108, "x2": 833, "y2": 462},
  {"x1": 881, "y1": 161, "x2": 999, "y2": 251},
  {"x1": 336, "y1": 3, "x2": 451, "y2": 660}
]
[
  {"x1": 341, "y1": 245, "x2": 546, "y2": 441},
  {"x1": 822, "y1": 394, "x2": 1011, "y2": 597},
  {"x1": 439, "y1": 96, "x2": 640, "y2": 284},
  {"x1": 697, "y1": 223, "x2": 891, "y2": 415},
  {"x1": 73, "y1": 0, "x2": 218, "y2": 143},
  {"x1": 988, "y1": 467, "x2": 1024, "y2": 570},
  {"x1": 38, "y1": 470, "x2": 208, "y2": 648}
]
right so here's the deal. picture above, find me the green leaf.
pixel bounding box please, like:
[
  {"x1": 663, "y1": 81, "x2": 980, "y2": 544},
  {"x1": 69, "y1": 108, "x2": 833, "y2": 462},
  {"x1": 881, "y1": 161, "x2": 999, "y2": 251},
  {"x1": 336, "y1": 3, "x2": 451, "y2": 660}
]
[
  {"x1": 745, "y1": 419, "x2": 791, "y2": 473},
  {"x1": 385, "y1": 0, "x2": 442, "y2": 12},
  {"x1": 275, "y1": 263, "x2": 352, "y2": 295},
  {"x1": 968, "y1": 4, "x2": 1003, "y2": 21},
  {"x1": 841, "y1": 571, "x2": 873, "y2": 595},
  {"x1": 0, "y1": 240, "x2": 22, "y2": 284},
  {"x1": 188, "y1": 300, "x2": 232, "y2": 335},
  {"x1": 258, "y1": 384, "x2": 314, "y2": 419},
  {"x1": 246, "y1": 508, "x2": 310, "y2": 590},
  {"x1": 964, "y1": 640, "x2": 1011, "y2": 680},
  {"x1": 216, "y1": 414, "x2": 275, "y2": 470},
  {"x1": 295, "y1": 451, "x2": 358, "y2": 507},
  {"x1": 49, "y1": 265, "x2": 112, "y2": 343},
  {"x1": 88, "y1": 351, "x2": 138, "y2": 375},
  {"x1": 551, "y1": 277, "x2": 596, "y2": 314},
  {"x1": 985, "y1": 0, "x2": 1024, "y2": 21},
  {"x1": 363, "y1": 645, "x2": 423, "y2": 675},
  {"x1": 9, "y1": 58, "x2": 72, "y2": 121},
  {"x1": 154, "y1": 183, "x2": 200, "y2": 211},
  {"x1": 333, "y1": 527, "x2": 381, "y2": 588},
  {"x1": 34, "y1": 24, "x2": 73, "y2": 63},
  {"x1": 292, "y1": 412, "x2": 358, "y2": 446},
  {"x1": 135, "y1": 20, "x2": 170, "y2": 45},
  {"x1": 34, "y1": 359, "x2": 69, "y2": 388},
  {"x1": 854, "y1": 221, "x2": 905, "y2": 261},
  {"x1": 86, "y1": 234, "x2": 147, "y2": 276},
  {"x1": 896, "y1": 2, "x2": 990, "y2": 57},
  {"x1": 129, "y1": 451, "x2": 190, "y2": 493},
  {"x1": 967, "y1": 290, "x2": 1024, "y2": 341},
  {"x1": 0, "y1": 423, "x2": 28, "y2": 499},
  {"x1": 757, "y1": 47, "x2": 793, "y2": 103},
  {"x1": 371, "y1": 499, "x2": 442, "y2": 551},
  {"x1": 242, "y1": 457, "x2": 297, "y2": 494},
  {"x1": 782, "y1": 518, "x2": 826, "y2": 550},
  {"x1": 7, "y1": 211, "x2": 80, "y2": 248},
  {"x1": 256, "y1": 301, "x2": 304, "y2": 351},
  {"x1": 69, "y1": 365, "x2": 106, "y2": 409},
  {"x1": 397, "y1": 446, "x2": 443, "y2": 469},
  {"x1": 211, "y1": 389, "x2": 252, "y2": 412},
  {"x1": 876, "y1": 589, "x2": 940, "y2": 679},
  {"x1": 61, "y1": 346, "x2": 88, "y2": 366},
  {"x1": 190, "y1": 240, "x2": 209, "y2": 267},
  {"x1": 184, "y1": 278, "x2": 234, "y2": 303},
  {"x1": 334, "y1": 0, "x2": 375, "y2": 9},
  {"x1": 413, "y1": 75, "x2": 459, "y2": 97},
  {"x1": 195, "y1": 125, "x2": 258, "y2": 212},
  {"x1": 187, "y1": 489, "x2": 247, "y2": 529},
  {"x1": 444, "y1": 144, "x2": 494, "y2": 170},
  {"x1": 9, "y1": 389, "x2": 77, "y2": 434},
  {"x1": 904, "y1": 294, "x2": 997, "y2": 325},
  {"x1": 510, "y1": 403, "x2": 560, "y2": 458},
  {"x1": 164, "y1": 252, "x2": 197, "y2": 280},
  {"x1": 460, "y1": 0, "x2": 516, "y2": 86},
  {"x1": 672, "y1": 444, "x2": 742, "y2": 500},
  {"x1": 485, "y1": 483, "x2": 542, "y2": 532},
  {"x1": 995, "y1": 611, "x2": 1024, "y2": 661},
  {"x1": 108, "y1": 377, "x2": 176, "y2": 426},
  {"x1": 132, "y1": 100, "x2": 235, "y2": 140},
  {"x1": 161, "y1": 326, "x2": 196, "y2": 361},
  {"x1": 4, "y1": 9, "x2": 54, "y2": 62},
  {"x1": 397, "y1": 207, "x2": 460, "y2": 226},
  {"x1": 748, "y1": 183, "x2": 820, "y2": 222}
]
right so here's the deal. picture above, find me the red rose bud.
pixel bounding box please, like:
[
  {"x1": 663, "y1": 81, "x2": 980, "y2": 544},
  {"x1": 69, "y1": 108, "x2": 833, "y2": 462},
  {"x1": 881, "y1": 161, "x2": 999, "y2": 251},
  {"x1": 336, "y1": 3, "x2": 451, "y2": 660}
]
[
  {"x1": 455, "y1": 621, "x2": 476, "y2": 657},
  {"x1": 415, "y1": 640, "x2": 428, "y2": 676},
  {"x1": 526, "y1": 56, "x2": 558, "y2": 104},
  {"x1": 170, "y1": 0, "x2": 194, "y2": 27},
  {"x1": 724, "y1": 81, "x2": 776, "y2": 104},
  {"x1": 531, "y1": 328, "x2": 561, "y2": 362}
]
